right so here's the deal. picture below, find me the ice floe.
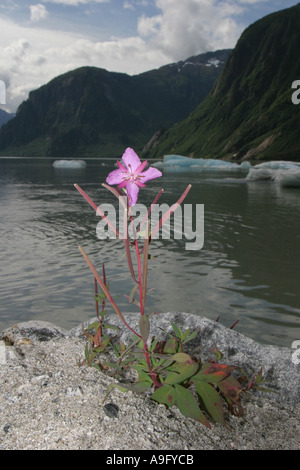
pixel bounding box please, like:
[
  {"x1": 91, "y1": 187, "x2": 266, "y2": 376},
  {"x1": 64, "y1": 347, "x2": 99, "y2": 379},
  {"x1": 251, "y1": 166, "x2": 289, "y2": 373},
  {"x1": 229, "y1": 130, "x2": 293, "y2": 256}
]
[
  {"x1": 53, "y1": 160, "x2": 87, "y2": 169},
  {"x1": 152, "y1": 155, "x2": 244, "y2": 171},
  {"x1": 153, "y1": 155, "x2": 300, "y2": 188},
  {"x1": 246, "y1": 161, "x2": 300, "y2": 187}
]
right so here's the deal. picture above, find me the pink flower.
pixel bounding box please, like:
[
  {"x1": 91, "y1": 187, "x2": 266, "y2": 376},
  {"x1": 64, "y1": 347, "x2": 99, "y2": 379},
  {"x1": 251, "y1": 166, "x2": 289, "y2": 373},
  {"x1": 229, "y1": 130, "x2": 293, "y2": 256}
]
[{"x1": 106, "y1": 148, "x2": 162, "y2": 206}]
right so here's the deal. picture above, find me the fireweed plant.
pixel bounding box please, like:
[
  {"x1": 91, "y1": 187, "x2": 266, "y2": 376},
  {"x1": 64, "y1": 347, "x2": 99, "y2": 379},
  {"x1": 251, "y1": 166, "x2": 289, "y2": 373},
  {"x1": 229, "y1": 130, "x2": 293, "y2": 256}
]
[{"x1": 75, "y1": 148, "x2": 268, "y2": 428}]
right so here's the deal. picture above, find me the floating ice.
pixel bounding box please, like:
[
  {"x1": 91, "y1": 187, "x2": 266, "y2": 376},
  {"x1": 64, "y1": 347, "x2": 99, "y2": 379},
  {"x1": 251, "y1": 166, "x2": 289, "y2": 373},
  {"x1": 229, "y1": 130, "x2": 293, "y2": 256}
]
[
  {"x1": 253, "y1": 160, "x2": 300, "y2": 170},
  {"x1": 53, "y1": 160, "x2": 87, "y2": 169},
  {"x1": 246, "y1": 161, "x2": 300, "y2": 187},
  {"x1": 152, "y1": 155, "x2": 245, "y2": 171},
  {"x1": 153, "y1": 155, "x2": 300, "y2": 188},
  {"x1": 278, "y1": 169, "x2": 300, "y2": 187}
]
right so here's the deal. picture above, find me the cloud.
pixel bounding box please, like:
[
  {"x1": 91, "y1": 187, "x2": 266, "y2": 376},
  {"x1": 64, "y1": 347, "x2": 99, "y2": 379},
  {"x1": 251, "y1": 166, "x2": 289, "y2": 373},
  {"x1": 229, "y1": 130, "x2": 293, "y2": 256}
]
[
  {"x1": 30, "y1": 4, "x2": 49, "y2": 22},
  {"x1": 0, "y1": 0, "x2": 252, "y2": 113},
  {"x1": 123, "y1": 1, "x2": 135, "y2": 9},
  {"x1": 138, "y1": 0, "x2": 244, "y2": 60}
]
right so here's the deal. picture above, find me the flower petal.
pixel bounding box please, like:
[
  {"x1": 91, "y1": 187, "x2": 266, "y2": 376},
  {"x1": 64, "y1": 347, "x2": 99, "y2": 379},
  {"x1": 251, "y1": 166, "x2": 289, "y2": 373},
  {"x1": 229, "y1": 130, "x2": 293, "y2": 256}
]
[
  {"x1": 126, "y1": 181, "x2": 140, "y2": 206},
  {"x1": 117, "y1": 160, "x2": 127, "y2": 171},
  {"x1": 117, "y1": 180, "x2": 129, "y2": 189},
  {"x1": 135, "y1": 160, "x2": 148, "y2": 174},
  {"x1": 134, "y1": 180, "x2": 146, "y2": 188},
  {"x1": 106, "y1": 168, "x2": 126, "y2": 185},
  {"x1": 122, "y1": 148, "x2": 141, "y2": 173},
  {"x1": 139, "y1": 167, "x2": 162, "y2": 183}
]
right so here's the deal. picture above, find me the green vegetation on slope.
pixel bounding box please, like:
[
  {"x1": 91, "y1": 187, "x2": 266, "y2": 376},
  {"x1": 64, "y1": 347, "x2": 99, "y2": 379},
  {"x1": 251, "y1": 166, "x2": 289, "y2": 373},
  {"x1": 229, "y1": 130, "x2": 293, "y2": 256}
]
[
  {"x1": 0, "y1": 51, "x2": 230, "y2": 158},
  {"x1": 144, "y1": 4, "x2": 300, "y2": 162}
]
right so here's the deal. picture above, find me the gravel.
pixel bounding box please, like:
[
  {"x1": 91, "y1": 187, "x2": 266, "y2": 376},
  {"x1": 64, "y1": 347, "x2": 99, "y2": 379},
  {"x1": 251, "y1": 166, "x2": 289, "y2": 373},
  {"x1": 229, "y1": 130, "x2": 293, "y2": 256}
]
[{"x1": 0, "y1": 313, "x2": 299, "y2": 450}]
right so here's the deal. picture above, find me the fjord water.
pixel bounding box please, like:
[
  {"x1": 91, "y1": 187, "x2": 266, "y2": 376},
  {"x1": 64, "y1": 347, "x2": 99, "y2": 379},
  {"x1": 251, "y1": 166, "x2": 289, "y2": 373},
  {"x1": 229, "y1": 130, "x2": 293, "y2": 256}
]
[{"x1": 0, "y1": 157, "x2": 299, "y2": 347}]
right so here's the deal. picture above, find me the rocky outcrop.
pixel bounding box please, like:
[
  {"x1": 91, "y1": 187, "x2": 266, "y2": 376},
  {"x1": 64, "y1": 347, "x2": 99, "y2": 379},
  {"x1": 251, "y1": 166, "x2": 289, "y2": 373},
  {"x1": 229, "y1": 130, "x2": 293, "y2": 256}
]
[{"x1": 0, "y1": 313, "x2": 299, "y2": 450}]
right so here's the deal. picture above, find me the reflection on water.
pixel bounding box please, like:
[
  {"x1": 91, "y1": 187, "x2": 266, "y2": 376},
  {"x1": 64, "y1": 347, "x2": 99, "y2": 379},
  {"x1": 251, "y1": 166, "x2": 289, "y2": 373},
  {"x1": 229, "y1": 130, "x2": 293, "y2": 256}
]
[{"x1": 0, "y1": 157, "x2": 299, "y2": 346}]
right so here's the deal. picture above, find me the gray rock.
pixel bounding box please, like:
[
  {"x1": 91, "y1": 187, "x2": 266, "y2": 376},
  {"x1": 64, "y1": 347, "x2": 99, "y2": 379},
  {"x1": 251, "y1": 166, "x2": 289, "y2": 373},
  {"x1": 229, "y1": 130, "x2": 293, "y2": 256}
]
[
  {"x1": 0, "y1": 313, "x2": 299, "y2": 450},
  {"x1": 0, "y1": 320, "x2": 68, "y2": 344},
  {"x1": 70, "y1": 311, "x2": 300, "y2": 406}
]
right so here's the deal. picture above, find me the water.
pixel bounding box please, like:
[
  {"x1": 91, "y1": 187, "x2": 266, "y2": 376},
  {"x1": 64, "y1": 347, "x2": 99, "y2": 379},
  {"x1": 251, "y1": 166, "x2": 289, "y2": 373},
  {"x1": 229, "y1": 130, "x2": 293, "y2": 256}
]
[{"x1": 0, "y1": 157, "x2": 299, "y2": 347}]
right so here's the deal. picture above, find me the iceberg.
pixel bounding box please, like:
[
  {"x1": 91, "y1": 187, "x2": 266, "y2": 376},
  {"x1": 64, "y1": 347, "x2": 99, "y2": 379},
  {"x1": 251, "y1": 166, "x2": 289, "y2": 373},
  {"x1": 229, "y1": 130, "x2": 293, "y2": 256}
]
[
  {"x1": 246, "y1": 161, "x2": 300, "y2": 187},
  {"x1": 152, "y1": 155, "x2": 246, "y2": 171},
  {"x1": 253, "y1": 160, "x2": 300, "y2": 170},
  {"x1": 53, "y1": 160, "x2": 87, "y2": 169},
  {"x1": 152, "y1": 155, "x2": 300, "y2": 188},
  {"x1": 277, "y1": 169, "x2": 300, "y2": 188}
]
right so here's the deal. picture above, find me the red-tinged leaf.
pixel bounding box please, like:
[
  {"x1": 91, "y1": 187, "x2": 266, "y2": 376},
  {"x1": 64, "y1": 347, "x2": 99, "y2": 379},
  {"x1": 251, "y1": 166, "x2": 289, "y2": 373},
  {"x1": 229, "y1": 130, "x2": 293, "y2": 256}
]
[
  {"x1": 124, "y1": 294, "x2": 140, "y2": 307},
  {"x1": 94, "y1": 277, "x2": 100, "y2": 319},
  {"x1": 75, "y1": 184, "x2": 138, "y2": 282},
  {"x1": 194, "y1": 380, "x2": 227, "y2": 427},
  {"x1": 230, "y1": 320, "x2": 239, "y2": 329},
  {"x1": 74, "y1": 184, "x2": 120, "y2": 238},
  {"x1": 151, "y1": 384, "x2": 175, "y2": 407},
  {"x1": 101, "y1": 183, "x2": 127, "y2": 209},
  {"x1": 93, "y1": 325, "x2": 102, "y2": 347},
  {"x1": 122, "y1": 214, "x2": 138, "y2": 283},
  {"x1": 142, "y1": 221, "x2": 150, "y2": 307},
  {"x1": 79, "y1": 246, "x2": 141, "y2": 339},
  {"x1": 194, "y1": 362, "x2": 236, "y2": 383},
  {"x1": 139, "y1": 314, "x2": 150, "y2": 344},
  {"x1": 217, "y1": 375, "x2": 243, "y2": 404},
  {"x1": 173, "y1": 384, "x2": 211, "y2": 428}
]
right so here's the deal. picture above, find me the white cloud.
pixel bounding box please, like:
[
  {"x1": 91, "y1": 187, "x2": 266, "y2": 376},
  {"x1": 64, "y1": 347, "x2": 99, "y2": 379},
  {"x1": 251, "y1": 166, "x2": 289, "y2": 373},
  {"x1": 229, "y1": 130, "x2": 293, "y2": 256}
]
[
  {"x1": 123, "y1": 1, "x2": 135, "y2": 10},
  {"x1": 30, "y1": 4, "x2": 49, "y2": 22},
  {"x1": 0, "y1": 0, "x2": 265, "y2": 113},
  {"x1": 138, "y1": 0, "x2": 244, "y2": 60}
]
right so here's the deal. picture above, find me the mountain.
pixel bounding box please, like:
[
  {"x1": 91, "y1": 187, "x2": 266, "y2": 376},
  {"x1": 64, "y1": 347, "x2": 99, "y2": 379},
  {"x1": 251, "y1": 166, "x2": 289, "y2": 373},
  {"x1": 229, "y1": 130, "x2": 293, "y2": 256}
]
[
  {"x1": 144, "y1": 4, "x2": 300, "y2": 162},
  {"x1": 0, "y1": 109, "x2": 14, "y2": 127},
  {"x1": 0, "y1": 50, "x2": 231, "y2": 158}
]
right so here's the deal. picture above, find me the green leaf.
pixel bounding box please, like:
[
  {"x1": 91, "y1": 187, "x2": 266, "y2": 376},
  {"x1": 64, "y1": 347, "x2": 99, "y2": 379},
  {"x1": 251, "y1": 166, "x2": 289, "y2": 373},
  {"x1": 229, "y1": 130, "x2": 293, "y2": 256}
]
[
  {"x1": 164, "y1": 362, "x2": 199, "y2": 385},
  {"x1": 182, "y1": 328, "x2": 199, "y2": 344},
  {"x1": 128, "y1": 284, "x2": 139, "y2": 303},
  {"x1": 194, "y1": 380, "x2": 226, "y2": 426},
  {"x1": 170, "y1": 352, "x2": 191, "y2": 363},
  {"x1": 139, "y1": 314, "x2": 150, "y2": 343},
  {"x1": 87, "y1": 321, "x2": 101, "y2": 331},
  {"x1": 171, "y1": 322, "x2": 182, "y2": 339},
  {"x1": 84, "y1": 343, "x2": 90, "y2": 362},
  {"x1": 102, "y1": 383, "x2": 131, "y2": 403},
  {"x1": 149, "y1": 337, "x2": 159, "y2": 353},
  {"x1": 173, "y1": 384, "x2": 211, "y2": 427},
  {"x1": 102, "y1": 324, "x2": 120, "y2": 332},
  {"x1": 164, "y1": 337, "x2": 179, "y2": 354},
  {"x1": 151, "y1": 384, "x2": 175, "y2": 407},
  {"x1": 181, "y1": 328, "x2": 191, "y2": 342}
]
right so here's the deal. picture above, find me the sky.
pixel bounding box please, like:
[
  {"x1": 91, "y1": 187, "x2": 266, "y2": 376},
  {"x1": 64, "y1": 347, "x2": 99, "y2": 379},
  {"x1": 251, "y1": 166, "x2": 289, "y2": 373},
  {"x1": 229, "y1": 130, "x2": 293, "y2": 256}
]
[{"x1": 0, "y1": 0, "x2": 299, "y2": 113}]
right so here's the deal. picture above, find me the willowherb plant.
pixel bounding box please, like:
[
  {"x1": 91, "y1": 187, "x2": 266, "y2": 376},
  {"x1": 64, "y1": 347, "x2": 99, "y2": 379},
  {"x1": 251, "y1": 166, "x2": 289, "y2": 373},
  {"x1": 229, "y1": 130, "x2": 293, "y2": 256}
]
[{"x1": 75, "y1": 147, "x2": 269, "y2": 429}]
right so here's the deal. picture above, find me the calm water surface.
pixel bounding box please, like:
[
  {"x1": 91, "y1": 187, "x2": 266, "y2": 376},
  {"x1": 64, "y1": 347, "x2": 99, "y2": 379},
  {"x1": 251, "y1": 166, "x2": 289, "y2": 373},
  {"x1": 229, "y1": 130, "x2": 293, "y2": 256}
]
[{"x1": 0, "y1": 157, "x2": 299, "y2": 347}]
